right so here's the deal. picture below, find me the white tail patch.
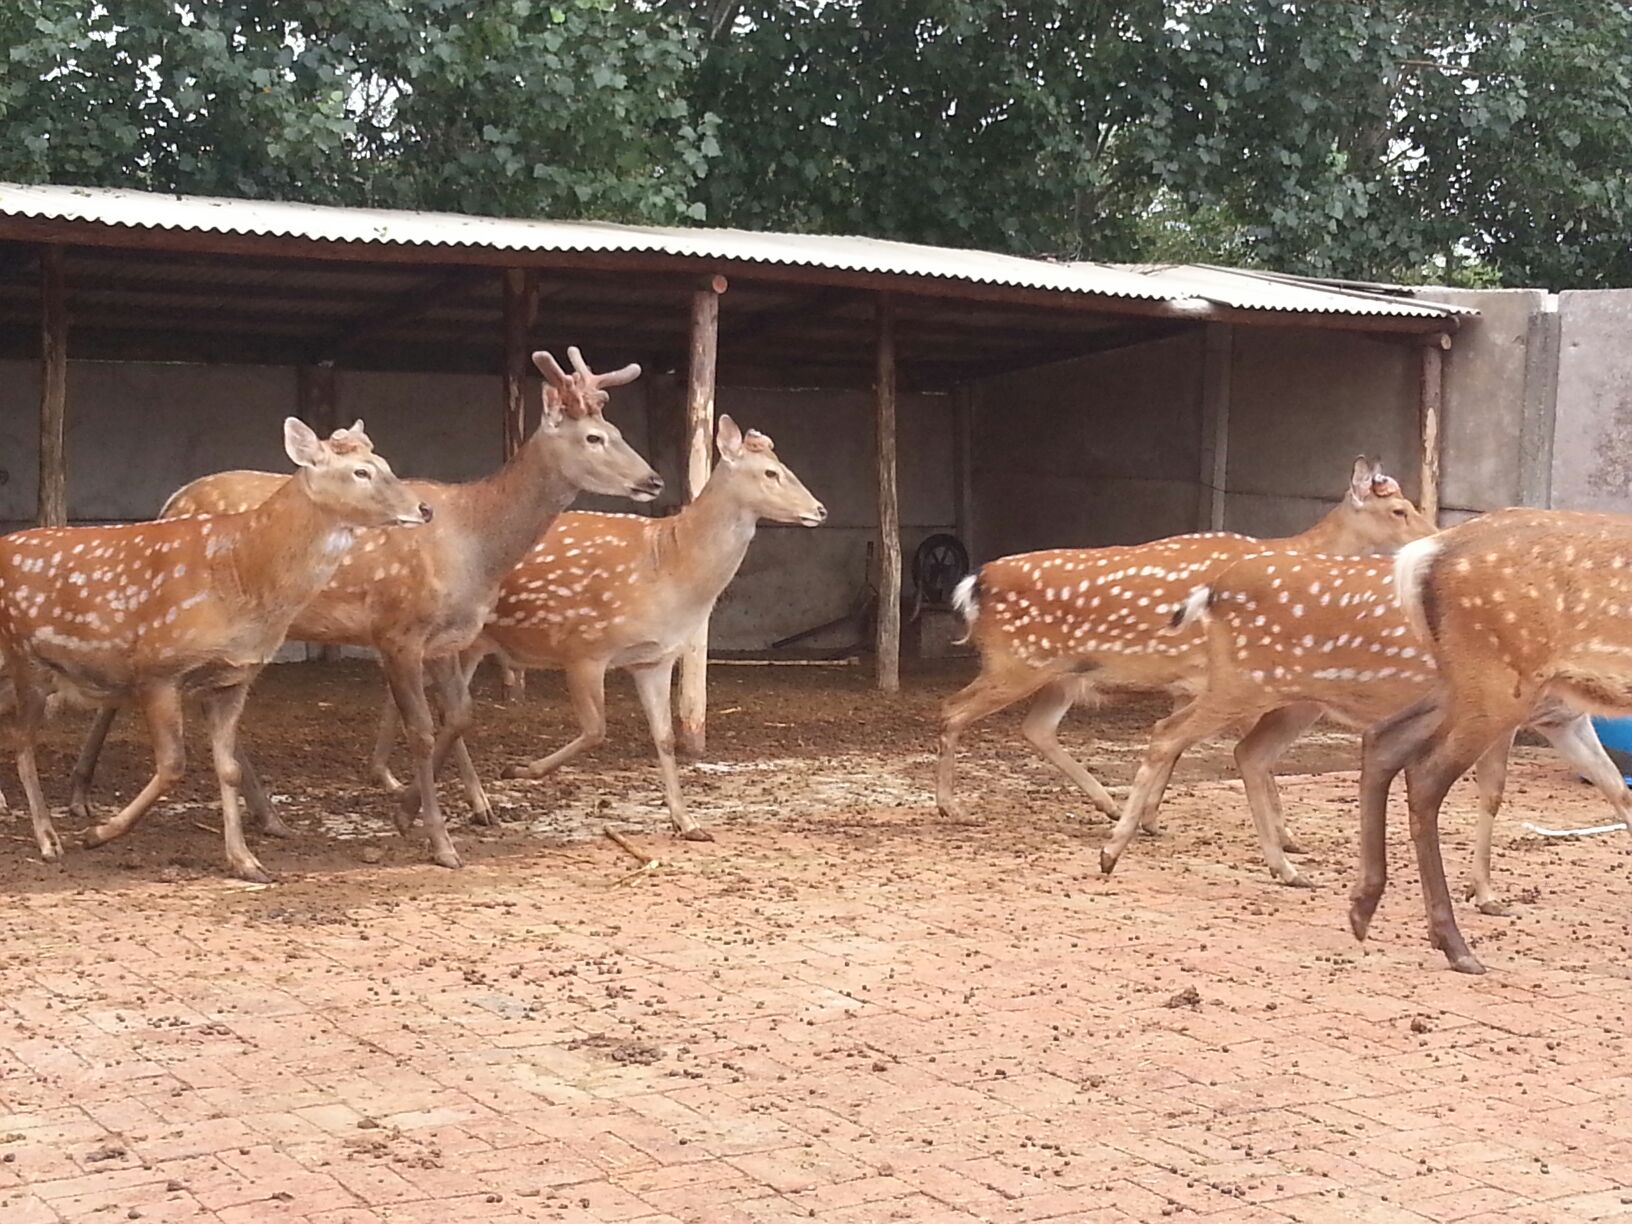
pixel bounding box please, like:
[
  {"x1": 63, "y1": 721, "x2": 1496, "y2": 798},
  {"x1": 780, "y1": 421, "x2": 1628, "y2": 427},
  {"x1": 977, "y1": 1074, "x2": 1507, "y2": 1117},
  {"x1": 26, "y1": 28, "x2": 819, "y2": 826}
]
[
  {"x1": 951, "y1": 574, "x2": 979, "y2": 644},
  {"x1": 1392, "y1": 536, "x2": 1444, "y2": 643},
  {"x1": 1167, "y1": 585, "x2": 1212, "y2": 634}
]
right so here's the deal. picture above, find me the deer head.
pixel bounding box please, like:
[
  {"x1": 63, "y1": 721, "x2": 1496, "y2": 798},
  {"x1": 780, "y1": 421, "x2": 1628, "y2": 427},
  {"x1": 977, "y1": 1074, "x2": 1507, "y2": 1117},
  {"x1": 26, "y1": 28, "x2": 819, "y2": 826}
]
[
  {"x1": 1316, "y1": 456, "x2": 1435, "y2": 554},
  {"x1": 531, "y1": 347, "x2": 663, "y2": 503},
  {"x1": 714, "y1": 415, "x2": 826, "y2": 527},
  {"x1": 284, "y1": 417, "x2": 432, "y2": 528}
]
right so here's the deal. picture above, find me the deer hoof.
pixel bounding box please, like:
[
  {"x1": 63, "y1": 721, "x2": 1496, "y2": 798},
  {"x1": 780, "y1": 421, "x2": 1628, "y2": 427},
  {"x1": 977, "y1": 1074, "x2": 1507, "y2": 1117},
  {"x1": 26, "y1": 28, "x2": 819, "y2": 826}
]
[
  {"x1": 1476, "y1": 898, "x2": 1511, "y2": 917},
  {"x1": 1278, "y1": 870, "x2": 1315, "y2": 890},
  {"x1": 1280, "y1": 835, "x2": 1309, "y2": 856},
  {"x1": 1138, "y1": 822, "x2": 1162, "y2": 838},
  {"x1": 678, "y1": 826, "x2": 714, "y2": 843},
  {"x1": 261, "y1": 814, "x2": 297, "y2": 840},
  {"x1": 431, "y1": 844, "x2": 463, "y2": 870},
  {"x1": 1447, "y1": 952, "x2": 1487, "y2": 975},
  {"x1": 82, "y1": 824, "x2": 113, "y2": 849},
  {"x1": 38, "y1": 831, "x2": 63, "y2": 863},
  {"x1": 1348, "y1": 893, "x2": 1379, "y2": 942},
  {"x1": 232, "y1": 860, "x2": 272, "y2": 885},
  {"x1": 935, "y1": 800, "x2": 973, "y2": 824},
  {"x1": 469, "y1": 805, "x2": 499, "y2": 828},
  {"x1": 1099, "y1": 848, "x2": 1119, "y2": 876}
]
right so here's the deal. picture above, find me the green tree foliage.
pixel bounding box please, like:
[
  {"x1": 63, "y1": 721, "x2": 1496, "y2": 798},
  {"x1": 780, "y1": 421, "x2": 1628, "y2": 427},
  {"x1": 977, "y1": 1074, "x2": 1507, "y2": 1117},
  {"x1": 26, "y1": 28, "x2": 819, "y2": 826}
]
[
  {"x1": 0, "y1": 0, "x2": 716, "y2": 223},
  {"x1": 2, "y1": 1, "x2": 1629, "y2": 286}
]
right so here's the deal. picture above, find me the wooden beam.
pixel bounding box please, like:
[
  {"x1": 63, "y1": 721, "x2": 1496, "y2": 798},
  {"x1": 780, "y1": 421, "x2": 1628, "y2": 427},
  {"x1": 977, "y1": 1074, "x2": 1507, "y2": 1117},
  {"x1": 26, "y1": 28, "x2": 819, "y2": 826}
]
[
  {"x1": 677, "y1": 274, "x2": 726, "y2": 757},
  {"x1": 874, "y1": 293, "x2": 902, "y2": 693},
  {"x1": 38, "y1": 245, "x2": 67, "y2": 527},
  {"x1": 502, "y1": 269, "x2": 539, "y2": 458},
  {"x1": 1419, "y1": 333, "x2": 1450, "y2": 523}
]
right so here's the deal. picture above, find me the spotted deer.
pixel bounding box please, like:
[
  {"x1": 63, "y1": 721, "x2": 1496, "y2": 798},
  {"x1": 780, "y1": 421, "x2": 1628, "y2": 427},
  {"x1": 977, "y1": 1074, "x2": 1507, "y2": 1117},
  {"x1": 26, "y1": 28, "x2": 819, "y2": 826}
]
[
  {"x1": 0, "y1": 420, "x2": 430, "y2": 879},
  {"x1": 66, "y1": 349, "x2": 662, "y2": 870},
  {"x1": 938, "y1": 458, "x2": 1434, "y2": 822},
  {"x1": 1355, "y1": 508, "x2": 1632, "y2": 974},
  {"x1": 381, "y1": 415, "x2": 826, "y2": 840},
  {"x1": 1098, "y1": 548, "x2": 1630, "y2": 907}
]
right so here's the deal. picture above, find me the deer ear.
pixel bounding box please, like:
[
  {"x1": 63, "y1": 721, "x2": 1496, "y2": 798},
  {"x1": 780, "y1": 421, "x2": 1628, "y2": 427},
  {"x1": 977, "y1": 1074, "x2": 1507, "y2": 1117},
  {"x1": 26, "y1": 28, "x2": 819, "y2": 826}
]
[
  {"x1": 1349, "y1": 456, "x2": 1373, "y2": 505},
  {"x1": 539, "y1": 386, "x2": 565, "y2": 430},
  {"x1": 716, "y1": 414, "x2": 744, "y2": 459},
  {"x1": 284, "y1": 417, "x2": 324, "y2": 468}
]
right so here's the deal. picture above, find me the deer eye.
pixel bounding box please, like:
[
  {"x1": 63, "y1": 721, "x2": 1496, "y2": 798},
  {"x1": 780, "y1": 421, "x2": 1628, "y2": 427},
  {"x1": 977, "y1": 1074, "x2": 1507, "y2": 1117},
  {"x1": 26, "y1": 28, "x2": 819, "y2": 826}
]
[
  {"x1": 353, "y1": 468, "x2": 372, "y2": 480},
  {"x1": 1392, "y1": 507, "x2": 1407, "y2": 518},
  {"x1": 765, "y1": 469, "x2": 780, "y2": 481},
  {"x1": 586, "y1": 433, "x2": 606, "y2": 446}
]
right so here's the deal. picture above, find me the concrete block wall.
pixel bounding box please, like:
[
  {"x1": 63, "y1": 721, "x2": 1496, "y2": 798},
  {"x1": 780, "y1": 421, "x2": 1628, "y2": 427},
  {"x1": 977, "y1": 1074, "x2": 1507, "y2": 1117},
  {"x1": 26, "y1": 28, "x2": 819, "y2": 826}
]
[
  {"x1": 969, "y1": 330, "x2": 1207, "y2": 562},
  {"x1": 1550, "y1": 289, "x2": 1632, "y2": 514}
]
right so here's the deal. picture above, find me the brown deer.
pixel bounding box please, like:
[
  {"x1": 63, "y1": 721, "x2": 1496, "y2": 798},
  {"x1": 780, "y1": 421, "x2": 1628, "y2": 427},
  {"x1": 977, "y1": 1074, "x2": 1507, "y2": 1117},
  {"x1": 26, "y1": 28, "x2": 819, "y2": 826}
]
[
  {"x1": 66, "y1": 349, "x2": 662, "y2": 870},
  {"x1": 0, "y1": 420, "x2": 430, "y2": 880},
  {"x1": 938, "y1": 458, "x2": 1434, "y2": 822},
  {"x1": 1354, "y1": 508, "x2": 1632, "y2": 974},
  {"x1": 1100, "y1": 549, "x2": 1630, "y2": 906},
  {"x1": 385, "y1": 415, "x2": 826, "y2": 840}
]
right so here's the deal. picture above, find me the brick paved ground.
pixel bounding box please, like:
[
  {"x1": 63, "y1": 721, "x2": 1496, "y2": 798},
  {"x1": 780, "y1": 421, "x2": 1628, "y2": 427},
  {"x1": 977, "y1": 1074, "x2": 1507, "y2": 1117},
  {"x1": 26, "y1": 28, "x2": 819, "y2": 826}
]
[
  {"x1": 4, "y1": 785, "x2": 1632, "y2": 1223},
  {"x1": 2, "y1": 670, "x2": 1631, "y2": 1222}
]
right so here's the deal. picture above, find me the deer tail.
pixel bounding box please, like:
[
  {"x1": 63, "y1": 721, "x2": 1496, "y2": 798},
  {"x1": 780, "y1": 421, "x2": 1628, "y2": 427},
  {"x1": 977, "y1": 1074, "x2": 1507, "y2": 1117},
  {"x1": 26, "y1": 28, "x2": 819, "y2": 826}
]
[
  {"x1": 1168, "y1": 584, "x2": 1213, "y2": 633},
  {"x1": 1392, "y1": 536, "x2": 1445, "y2": 644},
  {"x1": 951, "y1": 574, "x2": 981, "y2": 645}
]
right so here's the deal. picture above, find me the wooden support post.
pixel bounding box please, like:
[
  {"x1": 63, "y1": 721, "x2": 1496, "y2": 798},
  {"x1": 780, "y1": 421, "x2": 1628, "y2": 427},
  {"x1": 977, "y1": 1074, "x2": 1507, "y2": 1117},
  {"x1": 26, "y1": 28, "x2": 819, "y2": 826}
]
[
  {"x1": 37, "y1": 245, "x2": 67, "y2": 527},
  {"x1": 1419, "y1": 333, "x2": 1450, "y2": 524},
  {"x1": 296, "y1": 364, "x2": 339, "y2": 436},
  {"x1": 874, "y1": 293, "x2": 902, "y2": 694},
  {"x1": 1198, "y1": 323, "x2": 1233, "y2": 531},
  {"x1": 677, "y1": 274, "x2": 727, "y2": 757},
  {"x1": 951, "y1": 384, "x2": 975, "y2": 560},
  {"x1": 502, "y1": 269, "x2": 539, "y2": 458}
]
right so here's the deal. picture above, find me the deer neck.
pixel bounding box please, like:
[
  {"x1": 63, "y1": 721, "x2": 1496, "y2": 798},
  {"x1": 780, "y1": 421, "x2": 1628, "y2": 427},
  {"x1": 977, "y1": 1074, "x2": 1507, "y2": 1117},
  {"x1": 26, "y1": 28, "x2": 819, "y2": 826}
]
[
  {"x1": 224, "y1": 474, "x2": 356, "y2": 621},
  {"x1": 660, "y1": 476, "x2": 759, "y2": 601},
  {"x1": 1284, "y1": 503, "x2": 1379, "y2": 556},
  {"x1": 456, "y1": 433, "x2": 581, "y2": 585}
]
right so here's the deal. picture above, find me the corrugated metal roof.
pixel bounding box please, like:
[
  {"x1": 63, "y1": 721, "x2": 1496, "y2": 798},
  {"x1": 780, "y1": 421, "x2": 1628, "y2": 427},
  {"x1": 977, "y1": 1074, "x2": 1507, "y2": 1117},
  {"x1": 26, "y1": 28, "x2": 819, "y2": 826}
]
[
  {"x1": 0, "y1": 181, "x2": 1471, "y2": 322},
  {"x1": 1101, "y1": 262, "x2": 1468, "y2": 319}
]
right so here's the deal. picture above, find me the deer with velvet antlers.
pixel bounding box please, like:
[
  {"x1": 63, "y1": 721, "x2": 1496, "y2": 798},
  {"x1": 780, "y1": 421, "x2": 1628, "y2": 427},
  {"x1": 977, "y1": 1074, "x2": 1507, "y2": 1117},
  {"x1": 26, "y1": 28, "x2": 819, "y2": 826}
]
[
  {"x1": 0, "y1": 419, "x2": 430, "y2": 880},
  {"x1": 65, "y1": 349, "x2": 661, "y2": 870},
  {"x1": 393, "y1": 415, "x2": 826, "y2": 840},
  {"x1": 1096, "y1": 547, "x2": 1629, "y2": 907},
  {"x1": 1354, "y1": 508, "x2": 1632, "y2": 974},
  {"x1": 938, "y1": 457, "x2": 1434, "y2": 823}
]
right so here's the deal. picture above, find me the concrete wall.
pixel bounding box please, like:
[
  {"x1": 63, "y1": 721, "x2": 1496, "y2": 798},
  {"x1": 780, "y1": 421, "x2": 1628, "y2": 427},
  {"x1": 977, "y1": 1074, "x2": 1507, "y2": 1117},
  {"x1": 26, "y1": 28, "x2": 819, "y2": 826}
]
[
  {"x1": 1550, "y1": 290, "x2": 1632, "y2": 514},
  {"x1": 1221, "y1": 328, "x2": 1420, "y2": 537},
  {"x1": 0, "y1": 359, "x2": 945, "y2": 651},
  {"x1": 969, "y1": 330, "x2": 1206, "y2": 561}
]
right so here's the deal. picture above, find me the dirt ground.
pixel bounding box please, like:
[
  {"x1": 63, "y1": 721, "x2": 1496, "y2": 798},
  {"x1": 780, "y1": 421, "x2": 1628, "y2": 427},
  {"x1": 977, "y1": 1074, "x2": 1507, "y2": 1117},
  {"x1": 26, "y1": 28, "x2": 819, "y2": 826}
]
[{"x1": 2, "y1": 659, "x2": 1631, "y2": 1223}]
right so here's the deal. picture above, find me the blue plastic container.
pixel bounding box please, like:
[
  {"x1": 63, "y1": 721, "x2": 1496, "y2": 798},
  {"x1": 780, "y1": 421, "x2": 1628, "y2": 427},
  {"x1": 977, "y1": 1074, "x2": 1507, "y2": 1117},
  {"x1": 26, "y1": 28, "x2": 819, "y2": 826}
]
[{"x1": 1589, "y1": 715, "x2": 1632, "y2": 784}]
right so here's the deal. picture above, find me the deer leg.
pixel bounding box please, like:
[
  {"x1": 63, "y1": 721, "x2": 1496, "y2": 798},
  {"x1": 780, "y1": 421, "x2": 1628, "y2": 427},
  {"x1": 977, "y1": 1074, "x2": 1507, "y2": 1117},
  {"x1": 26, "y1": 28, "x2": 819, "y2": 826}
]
[
  {"x1": 426, "y1": 658, "x2": 496, "y2": 827},
  {"x1": 8, "y1": 662, "x2": 61, "y2": 862},
  {"x1": 1018, "y1": 678, "x2": 1120, "y2": 822},
  {"x1": 630, "y1": 660, "x2": 710, "y2": 842},
  {"x1": 1351, "y1": 694, "x2": 1442, "y2": 944},
  {"x1": 1466, "y1": 730, "x2": 1517, "y2": 916},
  {"x1": 368, "y1": 682, "x2": 407, "y2": 796},
  {"x1": 84, "y1": 685, "x2": 186, "y2": 850},
  {"x1": 67, "y1": 701, "x2": 121, "y2": 822},
  {"x1": 202, "y1": 684, "x2": 270, "y2": 883},
  {"x1": 1235, "y1": 703, "x2": 1326, "y2": 884},
  {"x1": 237, "y1": 750, "x2": 292, "y2": 838},
  {"x1": 503, "y1": 660, "x2": 608, "y2": 780},
  {"x1": 1404, "y1": 715, "x2": 1515, "y2": 975},
  {"x1": 1101, "y1": 696, "x2": 1239, "y2": 875},
  {"x1": 936, "y1": 668, "x2": 1050, "y2": 822},
  {"x1": 381, "y1": 649, "x2": 461, "y2": 868}
]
